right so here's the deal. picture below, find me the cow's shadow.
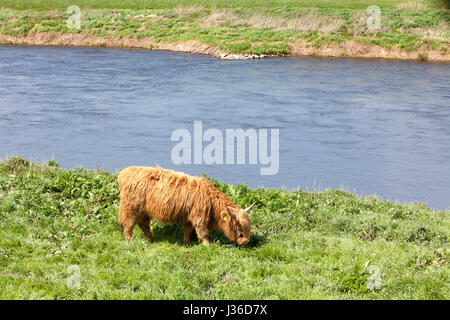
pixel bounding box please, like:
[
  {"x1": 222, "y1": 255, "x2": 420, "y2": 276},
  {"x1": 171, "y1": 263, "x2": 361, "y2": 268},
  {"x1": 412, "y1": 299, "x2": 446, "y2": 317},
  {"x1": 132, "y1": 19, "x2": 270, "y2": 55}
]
[{"x1": 147, "y1": 223, "x2": 267, "y2": 248}]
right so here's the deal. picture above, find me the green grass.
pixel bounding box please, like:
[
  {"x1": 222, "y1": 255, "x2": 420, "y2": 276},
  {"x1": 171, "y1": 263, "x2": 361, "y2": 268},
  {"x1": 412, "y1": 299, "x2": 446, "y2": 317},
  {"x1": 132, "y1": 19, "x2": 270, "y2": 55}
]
[
  {"x1": 0, "y1": 156, "x2": 448, "y2": 299},
  {"x1": 0, "y1": 1, "x2": 447, "y2": 11}
]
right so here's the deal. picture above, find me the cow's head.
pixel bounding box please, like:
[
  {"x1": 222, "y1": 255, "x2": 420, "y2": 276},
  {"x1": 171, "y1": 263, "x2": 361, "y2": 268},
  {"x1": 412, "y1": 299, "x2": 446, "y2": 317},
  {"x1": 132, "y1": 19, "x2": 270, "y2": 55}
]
[{"x1": 226, "y1": 203, "x2": 255, "y2": 246}]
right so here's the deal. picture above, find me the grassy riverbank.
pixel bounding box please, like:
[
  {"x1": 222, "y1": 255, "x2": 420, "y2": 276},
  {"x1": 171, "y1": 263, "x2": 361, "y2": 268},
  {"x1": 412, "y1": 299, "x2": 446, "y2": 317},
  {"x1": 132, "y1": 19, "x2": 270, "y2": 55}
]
[
  {"x1": 0, "y1": 1, "x2": 449, "y2": 61},
  {"x1": 0, "y1": 157, "x2": 448, "y2": 299}
]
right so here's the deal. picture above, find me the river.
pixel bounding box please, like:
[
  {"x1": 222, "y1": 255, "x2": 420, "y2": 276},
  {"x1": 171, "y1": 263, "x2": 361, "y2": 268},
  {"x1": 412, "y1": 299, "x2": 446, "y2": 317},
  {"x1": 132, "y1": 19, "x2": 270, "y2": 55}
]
[{"x1": 0, "y1": 46, "x2": 449, "y2": 210}]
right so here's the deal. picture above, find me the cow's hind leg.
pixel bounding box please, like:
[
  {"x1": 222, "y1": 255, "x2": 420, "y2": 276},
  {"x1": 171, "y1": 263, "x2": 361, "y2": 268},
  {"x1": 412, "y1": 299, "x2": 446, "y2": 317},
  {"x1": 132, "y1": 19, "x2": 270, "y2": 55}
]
[
  {"x1": 119, "y1": 205, "x2": 136, "y2": 242},
  {"x1": 138, "y1": 215, "x2": 155, "y2": 242},
  {"x1": 122, "y1": 219, "x2": 135, "y2": 242}
]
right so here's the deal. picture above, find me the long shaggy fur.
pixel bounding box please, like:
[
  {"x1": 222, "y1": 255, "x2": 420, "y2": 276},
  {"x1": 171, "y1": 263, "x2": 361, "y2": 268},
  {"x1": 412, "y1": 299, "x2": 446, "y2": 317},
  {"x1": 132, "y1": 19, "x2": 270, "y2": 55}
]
[{"x1": 117, "y1": 166, "x2": 251, "y2": 245}]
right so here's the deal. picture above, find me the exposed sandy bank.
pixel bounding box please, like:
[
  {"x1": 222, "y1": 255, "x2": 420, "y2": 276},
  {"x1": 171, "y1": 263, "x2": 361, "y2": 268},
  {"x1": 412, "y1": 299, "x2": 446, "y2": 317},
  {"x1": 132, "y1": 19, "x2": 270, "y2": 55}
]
[{"x1": 0, "y1": 31, "x2": 449, "y2": 62}]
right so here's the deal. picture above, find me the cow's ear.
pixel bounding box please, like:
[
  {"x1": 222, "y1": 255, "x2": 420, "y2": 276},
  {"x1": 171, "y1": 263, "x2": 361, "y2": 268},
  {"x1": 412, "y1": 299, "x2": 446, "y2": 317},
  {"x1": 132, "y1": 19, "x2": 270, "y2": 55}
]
[{"x1": 227, "y1": 207, "x2": 236, "y2": 218}]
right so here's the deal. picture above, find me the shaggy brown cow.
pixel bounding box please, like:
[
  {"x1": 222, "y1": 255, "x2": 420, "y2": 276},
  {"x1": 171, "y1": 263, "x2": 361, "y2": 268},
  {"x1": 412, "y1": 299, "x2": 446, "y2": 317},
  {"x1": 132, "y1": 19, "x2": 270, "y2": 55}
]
[{"x1": 117, "y1": 166, "x2": 254, "y2": 245}]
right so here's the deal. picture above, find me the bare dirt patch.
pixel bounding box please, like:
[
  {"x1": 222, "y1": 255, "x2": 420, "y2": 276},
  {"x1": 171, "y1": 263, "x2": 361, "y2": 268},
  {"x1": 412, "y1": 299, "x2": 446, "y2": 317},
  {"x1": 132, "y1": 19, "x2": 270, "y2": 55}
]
[
  {"x1": 290, "y1": 40, "x2": 450, "y2": 62},
  {"x1": 0, "y1": 32, "x2": 225, "y2": 56}
]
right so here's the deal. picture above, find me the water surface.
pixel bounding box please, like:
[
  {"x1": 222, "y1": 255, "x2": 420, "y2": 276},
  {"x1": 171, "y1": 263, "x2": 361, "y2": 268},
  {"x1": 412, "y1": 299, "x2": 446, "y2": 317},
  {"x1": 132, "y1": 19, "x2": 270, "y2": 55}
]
[{"x1": 0, "y1": 46, "x2": 449, "y2": 210}]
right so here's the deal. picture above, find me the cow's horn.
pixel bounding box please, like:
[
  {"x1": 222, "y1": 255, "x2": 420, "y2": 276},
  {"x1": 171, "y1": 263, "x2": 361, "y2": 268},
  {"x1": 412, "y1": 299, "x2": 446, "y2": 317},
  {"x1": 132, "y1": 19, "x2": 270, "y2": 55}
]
[{"x1": 244, "y1": 202, "x2": 256, "y2": 212}]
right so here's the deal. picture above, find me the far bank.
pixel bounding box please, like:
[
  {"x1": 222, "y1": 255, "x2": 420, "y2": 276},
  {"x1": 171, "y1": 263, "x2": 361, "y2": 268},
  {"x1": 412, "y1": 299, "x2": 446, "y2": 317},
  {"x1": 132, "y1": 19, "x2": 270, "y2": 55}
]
[{"x1": 0, "y1": 6, "x2": 449, "y2": 62}]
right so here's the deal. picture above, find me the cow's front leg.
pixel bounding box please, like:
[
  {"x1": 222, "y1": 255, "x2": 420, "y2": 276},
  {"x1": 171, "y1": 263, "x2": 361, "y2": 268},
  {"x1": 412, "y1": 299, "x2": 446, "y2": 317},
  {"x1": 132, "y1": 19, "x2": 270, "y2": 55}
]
[
  {"x1": 183, "y1": 222, "x2": 194, "y2": 244},
  {"x1": 194, "y1": 225, "x2": 210, "y2": 245}
]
